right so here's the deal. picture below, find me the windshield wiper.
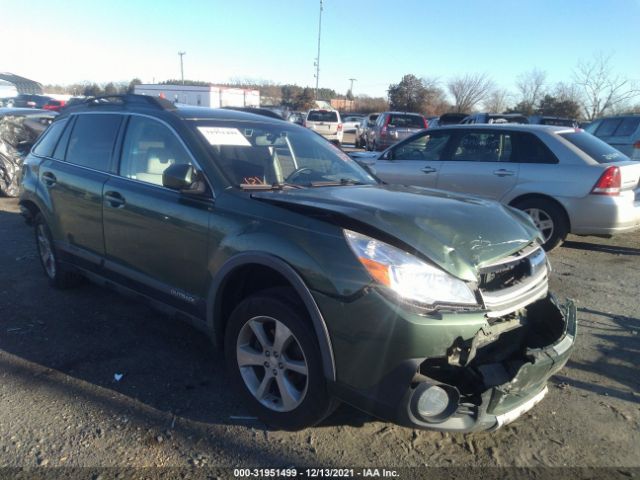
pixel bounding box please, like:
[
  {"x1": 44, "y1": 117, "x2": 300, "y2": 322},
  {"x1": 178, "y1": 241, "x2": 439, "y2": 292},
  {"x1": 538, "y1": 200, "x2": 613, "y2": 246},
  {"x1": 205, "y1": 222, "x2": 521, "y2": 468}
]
[{"x1": 309, "y1": 178, "x2": 365, "y2": 187}]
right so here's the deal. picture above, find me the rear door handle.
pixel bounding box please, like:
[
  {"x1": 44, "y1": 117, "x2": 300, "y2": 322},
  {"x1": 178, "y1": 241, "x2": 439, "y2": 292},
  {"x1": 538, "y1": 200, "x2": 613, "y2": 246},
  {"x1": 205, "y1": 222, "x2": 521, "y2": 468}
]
[
  {"x1": 104, "y1": 191, "x2": 126, "y2": 208},
  {"x1": 42, "y1": 171, "x2": 57, "y2": 187},
  {"x1": 493, "y1": 169, "x2": 515, "y2": 177},
  {"x1": 421, "y1": 166, "x2": 437, "y2": 174}
]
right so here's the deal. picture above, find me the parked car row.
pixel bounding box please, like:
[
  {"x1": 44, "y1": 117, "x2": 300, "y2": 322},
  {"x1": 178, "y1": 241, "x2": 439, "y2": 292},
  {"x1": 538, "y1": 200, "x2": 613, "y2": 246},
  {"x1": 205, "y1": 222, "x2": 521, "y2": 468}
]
[
  {"x1": 0, "y1": 94, "x2": 68, "y2": 111},
  {"x1": 350, "y1": 124, "x2": 640, "y2": 251},
  {"x1": 18, "y1": 94, "x2": 578, "y2": 433}
]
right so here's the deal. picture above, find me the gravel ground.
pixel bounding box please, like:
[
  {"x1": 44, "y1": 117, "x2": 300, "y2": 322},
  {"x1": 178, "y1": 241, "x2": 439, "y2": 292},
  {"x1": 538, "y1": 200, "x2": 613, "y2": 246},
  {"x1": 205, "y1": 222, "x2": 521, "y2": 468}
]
[{"x1": 0, "y1": 195, "x2": 639, "y2": 475}]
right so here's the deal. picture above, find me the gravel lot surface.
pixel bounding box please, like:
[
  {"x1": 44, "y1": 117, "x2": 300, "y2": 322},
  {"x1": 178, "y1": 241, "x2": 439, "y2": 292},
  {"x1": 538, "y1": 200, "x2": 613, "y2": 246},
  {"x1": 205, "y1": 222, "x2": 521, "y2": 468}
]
[{"x1": 0, "y1": 194, "x2": 639, "y2": 474}]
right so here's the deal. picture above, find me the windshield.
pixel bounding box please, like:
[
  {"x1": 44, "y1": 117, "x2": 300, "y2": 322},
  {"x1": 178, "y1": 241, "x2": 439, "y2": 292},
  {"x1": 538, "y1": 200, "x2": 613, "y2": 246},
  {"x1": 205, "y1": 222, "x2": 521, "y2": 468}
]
[
  {"x1": 559, "y1": 131, "x2": 630, "y2": 163},
  {"x1": 192, "y1": 121, "x2": 377, "y2": 188}
]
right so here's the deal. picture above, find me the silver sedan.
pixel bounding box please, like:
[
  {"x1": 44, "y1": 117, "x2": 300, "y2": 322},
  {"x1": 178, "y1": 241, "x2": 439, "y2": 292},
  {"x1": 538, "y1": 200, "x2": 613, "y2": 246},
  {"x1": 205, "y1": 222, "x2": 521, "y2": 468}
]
[{"x1": 351, "y1": 124, "x2": 640, "y2": 250}]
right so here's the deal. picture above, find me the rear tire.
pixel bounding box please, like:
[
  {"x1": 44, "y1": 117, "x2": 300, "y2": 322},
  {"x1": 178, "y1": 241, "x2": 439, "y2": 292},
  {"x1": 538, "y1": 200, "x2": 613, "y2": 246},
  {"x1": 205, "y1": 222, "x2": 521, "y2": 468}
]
[
  {"x1": 34, "y1": 213, "x2": 81, "y2": 288},
  {"x1": 513, "y1": 198, "x2": 569, "y2": 251},
  {"x1": 224, "y1": 288, "x2": 336, "y2": 430}
]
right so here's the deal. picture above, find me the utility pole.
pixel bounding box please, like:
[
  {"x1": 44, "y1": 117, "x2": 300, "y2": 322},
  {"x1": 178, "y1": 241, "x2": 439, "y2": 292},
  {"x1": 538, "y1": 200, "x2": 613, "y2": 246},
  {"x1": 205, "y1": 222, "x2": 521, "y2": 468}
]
[
  {"x1": 178, "y1": 52, "x2": 186, "y2": 85},
  {"x1": 348, "y1": 78, "x2": 356, "y2": 95},
  {"x1": 348, "y1": 78, "x2": 356, "y2": 112},
  {"x1": 314, "y1": 0, "x2": 323, "y2": 100}
]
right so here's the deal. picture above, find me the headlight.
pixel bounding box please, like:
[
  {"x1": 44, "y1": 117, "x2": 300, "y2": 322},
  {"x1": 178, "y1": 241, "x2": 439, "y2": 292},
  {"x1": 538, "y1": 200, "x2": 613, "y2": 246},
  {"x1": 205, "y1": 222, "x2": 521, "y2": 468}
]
[{"x1": 344, "y1": 230, "x2": 477, "y2": 307}]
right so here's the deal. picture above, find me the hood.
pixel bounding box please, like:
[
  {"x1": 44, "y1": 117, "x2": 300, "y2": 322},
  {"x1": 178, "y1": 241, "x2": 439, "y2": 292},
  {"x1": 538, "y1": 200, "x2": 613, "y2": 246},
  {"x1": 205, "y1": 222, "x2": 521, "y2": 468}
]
[{"x1": 252, "y1": 184, "x2": 540, "y2": 282}]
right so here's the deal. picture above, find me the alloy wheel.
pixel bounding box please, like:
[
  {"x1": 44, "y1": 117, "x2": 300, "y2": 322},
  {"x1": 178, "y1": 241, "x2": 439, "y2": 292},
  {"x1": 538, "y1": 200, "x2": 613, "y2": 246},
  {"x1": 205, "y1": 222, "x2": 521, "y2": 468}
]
[
  {"x1": 236, "y1": 316, "x2": 309, "y2": 412},
  {"x1": 524, "y1": 207, "x2": 554, "y2": 243},
  {"x1": 36, "y1": 224, "x2": 56, "y2": 279}
]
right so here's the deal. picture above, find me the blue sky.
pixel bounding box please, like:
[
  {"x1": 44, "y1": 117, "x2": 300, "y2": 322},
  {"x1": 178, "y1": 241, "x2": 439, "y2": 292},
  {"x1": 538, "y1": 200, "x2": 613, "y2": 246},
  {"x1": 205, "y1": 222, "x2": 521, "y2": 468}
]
[{"x1": 1, "y1": 0, "x2": 638, "y2": 97}]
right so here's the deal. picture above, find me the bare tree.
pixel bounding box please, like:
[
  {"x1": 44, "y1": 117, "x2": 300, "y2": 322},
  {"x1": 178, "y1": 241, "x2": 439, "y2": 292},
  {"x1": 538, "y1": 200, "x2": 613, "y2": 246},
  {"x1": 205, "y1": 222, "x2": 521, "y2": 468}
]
[
  {"x1": 573, "y1": 52, "x2": 640, "y2": 120},
  {"x1": 483, "y1": 88, "x2": 511, "y2": 113},
  {"x1": 420, "y1": 77, "x2": 451, "y2": 115},
  {"x1": 447, "y1": 73, "x2": 494, "y2": 112},
  {"x1": 515, "y1": 68, "x2": 547, "y2": 111},
  {"x1": 553, "y1": 81, "x2": 581, "y2": 104},
  {"x1": 354, "y1": 95, "x2": 389, "y2": 114}
]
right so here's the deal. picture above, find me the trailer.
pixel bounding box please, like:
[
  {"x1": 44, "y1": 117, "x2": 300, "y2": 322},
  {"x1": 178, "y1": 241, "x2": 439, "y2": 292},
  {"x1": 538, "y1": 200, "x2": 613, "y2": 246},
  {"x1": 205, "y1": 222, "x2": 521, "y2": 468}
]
[{"x1": 134, "y1": 84, "x2": 260, "y2": 108}]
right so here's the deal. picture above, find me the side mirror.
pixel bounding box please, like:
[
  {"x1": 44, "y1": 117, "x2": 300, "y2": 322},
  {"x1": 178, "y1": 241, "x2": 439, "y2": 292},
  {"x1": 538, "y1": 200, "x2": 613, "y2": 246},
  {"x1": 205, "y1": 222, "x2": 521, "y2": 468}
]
[
  {"x1": 162, "y1": 163, "x2": 206, "y2": 194},
  {"x1": 354, "y1": 123, "x2": 360, "y2": 128}
]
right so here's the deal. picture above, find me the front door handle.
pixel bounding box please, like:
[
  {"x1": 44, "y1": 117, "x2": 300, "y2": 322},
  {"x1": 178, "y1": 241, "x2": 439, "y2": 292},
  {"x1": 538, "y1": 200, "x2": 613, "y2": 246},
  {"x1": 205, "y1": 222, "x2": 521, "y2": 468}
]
[
  {"x1": 104, "y1": 191, "x2": 126, "y2": 208},
  {"x1": 493, "y1": 169, "x2": 515, "y2": 177},
  {"x1": 421, "y1": 166, "x2": 437, "y2": 174},
  {"x1": 42, "y1": 171, "x2": 57, "y2": 187}
]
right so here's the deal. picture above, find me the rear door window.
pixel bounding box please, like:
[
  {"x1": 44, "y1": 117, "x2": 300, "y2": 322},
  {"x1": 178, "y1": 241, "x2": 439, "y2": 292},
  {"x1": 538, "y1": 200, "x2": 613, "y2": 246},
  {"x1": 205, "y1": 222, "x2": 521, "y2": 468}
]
[
  {"x1": 559, "y1": 131, "x2": 629, "y2": 163},
  {"x1": 32, "y1": 118, "x2": 69, "y2": 157},
  {"x1": 512, "y1": 132, "x2": 559, "y2": 164},
  {"x1": 450, "y1": 131, "x2": 513, "y2": 162},
  {"x1": 66, "y1": 114, "x2": 123, "y2": 171},
  {"x1": 613, "y1": 117, "x2": 640, "y2": 137},
  {"x1": 594, "y1": 118, "x2": 622, "y2": 137}
]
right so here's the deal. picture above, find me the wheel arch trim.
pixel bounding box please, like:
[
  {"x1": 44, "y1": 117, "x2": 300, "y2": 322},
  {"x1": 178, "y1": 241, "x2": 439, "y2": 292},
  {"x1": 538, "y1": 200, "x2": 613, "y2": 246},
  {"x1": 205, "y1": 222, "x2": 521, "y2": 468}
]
[{"x1": 206, "y1": 252, "x2": 336, "y2": 381}]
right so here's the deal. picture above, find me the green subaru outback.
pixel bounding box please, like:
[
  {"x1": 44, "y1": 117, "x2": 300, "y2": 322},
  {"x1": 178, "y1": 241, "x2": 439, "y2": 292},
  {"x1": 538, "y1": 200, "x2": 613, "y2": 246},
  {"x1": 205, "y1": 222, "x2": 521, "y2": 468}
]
[{"x1": 19, "y1": 95, "x2": 576, "y2": 432}]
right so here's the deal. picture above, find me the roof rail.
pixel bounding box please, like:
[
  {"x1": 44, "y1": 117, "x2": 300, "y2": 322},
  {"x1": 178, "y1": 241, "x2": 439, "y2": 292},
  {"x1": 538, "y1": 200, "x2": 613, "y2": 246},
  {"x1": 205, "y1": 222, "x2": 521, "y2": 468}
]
[{"x1": 79, "y1": 94, "x2": 177, "y2": 111}]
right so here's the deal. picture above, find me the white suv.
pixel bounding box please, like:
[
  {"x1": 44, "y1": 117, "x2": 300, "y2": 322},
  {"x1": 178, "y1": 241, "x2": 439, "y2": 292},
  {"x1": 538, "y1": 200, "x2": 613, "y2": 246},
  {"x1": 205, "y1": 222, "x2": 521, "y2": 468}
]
[{"x1": 304, "y1": 109, "x2": 343, "y2": 145}]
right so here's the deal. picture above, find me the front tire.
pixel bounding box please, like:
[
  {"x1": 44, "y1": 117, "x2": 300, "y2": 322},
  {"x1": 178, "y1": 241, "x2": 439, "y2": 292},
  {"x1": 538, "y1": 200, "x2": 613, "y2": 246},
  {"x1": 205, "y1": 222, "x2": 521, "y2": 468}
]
[
  {"x1": 34, "y1": 213, "x2": 81, "y2": 288},
  {"x1": 224, "y1": 288, "x2": 335, "y2": 430},
  {"x1": 514, "y1": 198, "x2": 569, "y2": 251}
]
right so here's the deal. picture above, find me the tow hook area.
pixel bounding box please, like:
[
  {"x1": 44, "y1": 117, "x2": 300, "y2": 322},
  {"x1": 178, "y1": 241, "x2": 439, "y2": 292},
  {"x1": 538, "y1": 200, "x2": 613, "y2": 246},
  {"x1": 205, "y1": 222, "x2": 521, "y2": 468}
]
[{"x1": 403, "y1": 295, "x2": 577, "y2": 431}]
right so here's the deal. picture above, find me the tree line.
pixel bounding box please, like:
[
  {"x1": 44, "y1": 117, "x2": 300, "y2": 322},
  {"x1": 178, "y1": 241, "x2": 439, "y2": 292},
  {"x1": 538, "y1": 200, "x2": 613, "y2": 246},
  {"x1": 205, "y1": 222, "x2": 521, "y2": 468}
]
[
  {"x1": 386, "y1": 53, "x2": 639, "y2": 120},
  {"x1": 43, "y1": 52, "x2": 639, "y2": 120}
]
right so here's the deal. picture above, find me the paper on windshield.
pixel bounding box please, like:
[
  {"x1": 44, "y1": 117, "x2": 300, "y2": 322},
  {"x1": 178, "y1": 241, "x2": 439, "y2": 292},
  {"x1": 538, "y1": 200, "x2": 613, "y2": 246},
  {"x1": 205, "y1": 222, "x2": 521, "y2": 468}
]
[{"x1": 197, "y1": 127, "x2": 251, "y2": 146}]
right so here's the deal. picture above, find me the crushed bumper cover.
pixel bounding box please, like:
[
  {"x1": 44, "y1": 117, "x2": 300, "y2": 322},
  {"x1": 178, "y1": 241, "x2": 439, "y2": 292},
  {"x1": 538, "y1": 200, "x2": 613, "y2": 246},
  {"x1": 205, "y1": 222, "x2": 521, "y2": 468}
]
[{"x1": 329, "y1": 295, "x2": 577, "y2": 432}]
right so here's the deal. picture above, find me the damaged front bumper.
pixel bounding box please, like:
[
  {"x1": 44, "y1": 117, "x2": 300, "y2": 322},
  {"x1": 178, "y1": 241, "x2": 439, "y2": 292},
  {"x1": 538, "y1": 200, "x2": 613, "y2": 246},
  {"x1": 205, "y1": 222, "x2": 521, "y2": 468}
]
[{"x1": 324, "y1": 292, "x2": 577, "y2": 432}]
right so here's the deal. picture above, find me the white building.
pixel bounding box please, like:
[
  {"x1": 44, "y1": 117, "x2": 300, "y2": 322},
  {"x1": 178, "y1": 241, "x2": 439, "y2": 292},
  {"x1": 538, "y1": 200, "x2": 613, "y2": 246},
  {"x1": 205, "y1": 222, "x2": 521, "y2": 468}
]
[{"x1": 134, "y1": 84, "x2": 260, "y2": 108}]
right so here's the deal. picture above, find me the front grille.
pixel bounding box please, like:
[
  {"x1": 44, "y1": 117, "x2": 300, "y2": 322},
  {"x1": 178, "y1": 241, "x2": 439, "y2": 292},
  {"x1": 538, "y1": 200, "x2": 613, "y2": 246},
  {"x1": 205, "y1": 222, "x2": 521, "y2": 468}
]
[
  {"x1": 479, "y1": 257, "x2": 530, "y2": 292},
  {"x1": 478, "y1": 244, "x2": 548, "y2": 317}
]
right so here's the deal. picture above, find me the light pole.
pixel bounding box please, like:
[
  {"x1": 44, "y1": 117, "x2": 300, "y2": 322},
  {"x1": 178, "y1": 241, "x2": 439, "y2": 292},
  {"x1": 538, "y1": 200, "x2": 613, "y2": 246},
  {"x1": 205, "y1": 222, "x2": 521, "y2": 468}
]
[
  {"x1": 314, "y1": 0, "x2": 323, "y2": 100},
  {"x1": 178, "y1": 51, "x2": 186, "y2": 85}
]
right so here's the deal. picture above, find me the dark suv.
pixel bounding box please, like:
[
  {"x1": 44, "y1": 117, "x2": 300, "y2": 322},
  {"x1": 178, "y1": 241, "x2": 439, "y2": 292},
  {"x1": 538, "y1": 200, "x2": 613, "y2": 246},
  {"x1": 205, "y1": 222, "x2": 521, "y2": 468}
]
[
  {"x1": 19, "y1": 95, "x2": 576, "y2": 432},
  {"x1": 7, "y1": 94, "x2": 54, "y2": 109}
]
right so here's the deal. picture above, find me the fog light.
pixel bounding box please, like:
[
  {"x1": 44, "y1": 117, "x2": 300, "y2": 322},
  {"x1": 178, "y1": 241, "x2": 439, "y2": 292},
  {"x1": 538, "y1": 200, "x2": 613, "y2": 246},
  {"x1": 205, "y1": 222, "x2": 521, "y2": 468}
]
[
  {"x1": 417, "y1": 385, "x2": 449, "y2": 417},
  {"x1": 411, "y1": 383, "x2": 459, "y2": 423}
]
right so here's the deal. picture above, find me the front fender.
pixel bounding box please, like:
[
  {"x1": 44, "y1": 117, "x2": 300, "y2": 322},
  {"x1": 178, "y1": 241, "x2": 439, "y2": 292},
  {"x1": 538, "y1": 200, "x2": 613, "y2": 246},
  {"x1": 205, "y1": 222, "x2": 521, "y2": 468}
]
[{"x1": 206, "y1": 252, "x2": 337, "y2": 381}]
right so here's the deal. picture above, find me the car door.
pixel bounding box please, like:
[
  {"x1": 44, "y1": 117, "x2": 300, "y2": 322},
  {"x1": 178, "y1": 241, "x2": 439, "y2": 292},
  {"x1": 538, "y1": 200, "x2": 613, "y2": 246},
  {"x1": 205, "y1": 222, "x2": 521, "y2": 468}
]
[
  {"x1": 373, "y1": 130, "x2": 453, "y2": 188},
  {"x1": 102, "y1": 115, "x2": 211, "y2": 315},
  {"x1": 436, "y1": 129, "x2": 519, "y2": 200},
  {"x1": 38, "y1": 113, "x2": 123, "y2": 264}
]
